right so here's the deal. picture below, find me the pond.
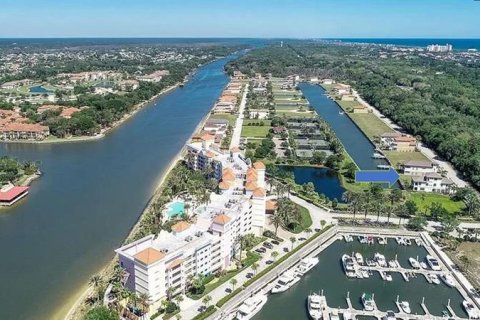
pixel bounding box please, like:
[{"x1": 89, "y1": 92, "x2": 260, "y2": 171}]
[{"x1": 29, "y1": 85, "x2": 51, "y2": 94}]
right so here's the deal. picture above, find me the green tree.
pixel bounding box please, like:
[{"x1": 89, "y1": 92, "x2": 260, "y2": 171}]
[
  {"x1": 84, "y1": 306, "x2": 118, "y2": 320},
  {"x1": 229, "y1": 278, "x2": 238, "y2": 291},
  {"x1": 202, "y1": 295, "x2": 212, "y2": 307}
]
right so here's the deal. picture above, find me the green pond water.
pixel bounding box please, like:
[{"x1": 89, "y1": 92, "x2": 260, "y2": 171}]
[{"x1": 253, "y1": 238, "x2": 468, "y2": 320}]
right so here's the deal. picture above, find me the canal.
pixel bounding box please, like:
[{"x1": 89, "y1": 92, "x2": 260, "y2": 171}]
[
  {"x1": 298, "y1": 83, "x2": 388, "y2": 171},
  {"x1": 253, "y1": 239, "x2": 468, "y2": 320},
  {"x1": 0, "y1": 52, "x2": 242, "y2": 320}
]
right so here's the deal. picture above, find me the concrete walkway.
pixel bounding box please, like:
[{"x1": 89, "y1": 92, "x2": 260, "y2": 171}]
[{"x1": 229, "y1": 83, "x2": 248, "y2": 149}]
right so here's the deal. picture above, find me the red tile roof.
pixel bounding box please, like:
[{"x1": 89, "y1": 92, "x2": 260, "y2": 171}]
[
  {"x1": 253, "y1": 187, "x2": 266, "y2": 198},
  {"x1": 213, "y1": 213, "x2": 231, "y2": 225},
  {"x1": 0, "y1": 186, "x2": 29, "y2": 201},
  {"x1": 253, "y1": 161, "x2": 266, "y2": 170},
  {"x1": 171, "y1": 221, "x2": 191, "y2": 233},
  {"x1": 134, "y1": 248, "x2": 165, "y2": 265}
]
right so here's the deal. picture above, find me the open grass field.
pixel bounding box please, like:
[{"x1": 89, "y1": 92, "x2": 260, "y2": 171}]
[
  {"x1": 290, "y1": 204, "x2": 313, "y2": 234},
  {"x1": 241, "y1": 125, "x2": 271, "y2": 138},
  {"x1": 349, "y1": 113, "x2": 395, "y2": 140},
  {"x1": 408, "y1": 192, "x2": 465, "y2": 214},
  {"x1": 275, "y1": 104, "x2": 302, "y2": 111},
  {"x1": 208, "y1": 113, "x2": 237, "y2": 125},
  {"x1": 337, "y1": 100, "x2": 364, "y2": 111},
  {"x1": 449, "y1": 242, "x2": 480, "y2": 288},
  {"x1": 384, "y1": 151, "x2": 430, "y2": 167},
  {"x1": 276, "y1": 110, "x2": 316, "y2": 118}
]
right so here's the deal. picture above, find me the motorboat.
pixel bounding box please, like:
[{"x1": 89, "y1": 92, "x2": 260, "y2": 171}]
[
  {"x1": 374, "y1": 253, "x2": 387, "y2": 267},
  {"x1": 296, "y1": 257, "x2": 320, "y2": 275},
  {"x1": 427, "y1": 273, "x2": 441, "y2": 284},
  {"x1": 355, "y1": 252, "x2": 364, "y2": 265},
  {"x1": 400, "y1": 301, "x2": 411, "y2": 314},
  {"x1": 404, "y1": 238, "x2": 412, "y2": 246},
  {"x1": 366, "y1": 259, "x2": 377, "y2": 267},
  {"x1": 388, "y1": 260, "x2": 399, "y2": 268},
  {"x1": 271, "y1": 270, "x2": 301, "y2": 293},
  {"x1": 330, "y1": 309, "x2": 340, "y2": 320},
  {"x1": 440, "y1": 273, "x2": 455, "y2": 287},
  {"x1": 362, "y1": 293, "x2": 377, "y2": 311},
  {"x1": 378, "y1": 237, "x2": 387, "y2": 245},
  {"x1": 396, "y1": 237, "x2": 406, "y2": 245},
  {"x1": 236, "y1": 293, "x2": 268, "y2": 320},
  {"x1": 426, "y1": 255, "x2": 441, "y2": 271},
  {"x1": 384, "y1": 310, "x2": 396, "y2": 320},
  {"x1": 372, "y1": 152, "x2": 386, "y2": 159},
  {"x1": 359, "y1": 236, "x2": 368, "y2": 244},
  {"x1": 463, "y1": 300, "x2": 480, "y2": 319},
  {"x1": 342, "y1": 254, "x2": 356, "y2": 278},
  {"x1": 420, "y1": 262, "x2": 428, "y2": 269},
  {"x1": 367, "y1": 236, "x2": 375, "y2": 245},
  {"x1": 360, "y1": 268, "x2": 370, "y2": 278},
  {"x1": 380, "y1": 270, "x2": 392, "y2": 281},
  {"x1": 409, "y1": 257, "x2": 421, "y2": 269},
  {"x1": 344, "y1": 234, "x2": 353, "y2": 242},
  {"x1": 308, "y1": 293, "x2": 326, "y2": 320},
  {"x1": 415, "y1": 238, "x2": 422, "y2": 246}
]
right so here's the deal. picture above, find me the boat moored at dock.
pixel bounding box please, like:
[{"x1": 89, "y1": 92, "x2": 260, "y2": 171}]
[
  {"x1": 463, "y1": 300, "x2": 480, "y2": 319},
  {"x1": 440, "y1": 273, "x2": 456, "y2": 287},
  {"x1": 400, "y1": 301, "x2": 411, "y2": 314},
  {"x1": 296, "y1": 257, "x2": 320, "y2": 275},
  {"x1": 236, "y1": 293, "x2": 268, "y2": 320},
  {"x1": 426, "y1": 255, "x2": 441, "y2": 271},
  {"x1": 307, "y1": 292, "x2": 327, "y2": 320},
  {"x1": 362, "y1": 293, "x2": 377, "y2": 311},
  {"x1": 271, "y1": 270, "x2": 301, "y2": 293},
  {"x1": 409, "y1": 257, "x2": 421, "y2": 269},
  {"x1": 342, "y1": 254, "x2": 356, "y2": 278}
]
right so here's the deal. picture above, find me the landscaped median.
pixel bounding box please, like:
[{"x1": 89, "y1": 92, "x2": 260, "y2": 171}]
[
  {"x1": 215, "y1": 225, "x2": 334, "y2": 308},
  {"x1": 192, "y1": 306, "x2": 217, "y2": 320}
]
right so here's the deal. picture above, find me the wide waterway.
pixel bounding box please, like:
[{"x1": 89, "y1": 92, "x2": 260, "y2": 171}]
[
  {"x1": 0, "y1": 52, "x2": 242, "y2": 320},
  {"x1": 298, "y1": 83, "x2": 387, "y2": 171},
  {"x1": 253, "y1": 239, "x2": 468, "y2": 320}
]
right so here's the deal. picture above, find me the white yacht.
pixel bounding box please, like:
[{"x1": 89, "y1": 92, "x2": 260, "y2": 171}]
[
  {"x1": 378, "y1": 237, "x2": 387, "y2": 245},
  {"x1": 355, "y1": 252, "x2": 364, "y2": 265},
  {"x1": 330, "y1": 309, "x2": 340, "y2": 320},
  {"x1": 463, "y1": 300, "x2": 480, "y2": 319},
  {"x1": 400, "y1": 301, "x2": 411, "y2": 314},
  {"x1": 380, "y1": 270, "x2": 393, "y2": 281},
  {"x1": 344, "y1": 234, "x2": 353, "y2": 242},
  {"x1": 236, "y1": 293, "x2": 268, "y2": 320},
  {"x1": 388, "y1": 260, "x2": 399, "y2": 268},
  {"x1": 426, "y1": 255, "x2": 441, "y2": 271},
  {"x1": 308, "y1": 293, "x2": 326, "y2": 320},
  {"x1": 362, "y1": 293, "x2": 377, "y2": 311},
  {"x1": 440, "y1": 273, "x2": 455, "y2": 287},
  {"x1": 359, "y1": 236, "x2": 368, "y2": 244},
  {"x1": 409, "y1": 257, "x2": 421, "y2": 269},
  {"x1": 404, "y1": 238, "x2": 412, "y2": 246},
  {"x1": 296, "y1": 257, "x2": 320, "y2": 275},
  {"x1": 427, "y1": 273, "x2": 440, "y2": 284},
  {"x1": 271, "y1": 270, "x2": 301, "y2": 293},
  {"x1": 342, "y1": 254, "x2": 356, "y2": 278},
  {"x1": 396, "y1": 237, "x2": 406, "y2": 245},
  {"x1": 374, "y1": 253, "x2": 387, "y2": 267},
  {"x1": 420, "y1": 261, "x2": 428, "y2": 269},
  {"x1": 385, "y1": 310, "x2": 396, "y2": 320},
  {"x1": 360, "y1": 268, "x2": 370, "y2": 278}
]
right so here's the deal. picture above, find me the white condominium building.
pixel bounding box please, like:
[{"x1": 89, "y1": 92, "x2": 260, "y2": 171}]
[{"x1": 116, "y1": 144, "x2": 267, "y2": 308}]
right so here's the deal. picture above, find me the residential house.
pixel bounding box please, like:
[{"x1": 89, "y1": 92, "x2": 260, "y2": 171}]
[{"x1": 411, "y1": 173, "x2": 454, "y2": 194}]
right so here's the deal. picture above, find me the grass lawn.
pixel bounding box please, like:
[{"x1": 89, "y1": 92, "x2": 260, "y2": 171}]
[
  {"x1": 276, "y1": 110, "x2": 316, "y2": 118},
  {"x1": 275, "y1": 104, "x2": 303, "y2": 111},
  {"x1": 408, "y1": 192, "x2": 465, "y2": 214},
  {"x1": 383, "y1": 151, "x2": 430, "y2": 167},
  {"x1": 349, "y1": 113, "x2": 395, "y2": 140},
  {"x1": 290, "y1": 203, "x2": 313, "y2": 233},
  {"x1": 208, "y1": 113, "x2": 237, "y2": 126},
  {"x1": 337, "y1": 100, "x2": 363, "y2": 112},
  {"x1": 449, "y1": 242, "x2": 480, "y2": 288},
  {"x1": 241, "y1": 125, "x2": 271, "y2": 138}
]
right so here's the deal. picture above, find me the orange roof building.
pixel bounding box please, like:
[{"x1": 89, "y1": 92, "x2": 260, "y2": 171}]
[
  {"x1": 253, "y1": 187, "x2": 266, "y2": 198},
  {"x1": 134, "y1": 248, "x2": 165, "y2": 265},
  {"x1": 218, "y1": 181, "x2": 231, "y2": 190},
  {"x1": 253, "y1": 161, "x2": 266, "y2": 170},
  {"x1": 213, "y1": 213, "x2": 231, "y2": 225},
  {"x1": 245, "y1": 181, "x2": 258, "y2": 191},
  {"x1": 171, "y1": 221, "x2": 191, "y2": 233}
]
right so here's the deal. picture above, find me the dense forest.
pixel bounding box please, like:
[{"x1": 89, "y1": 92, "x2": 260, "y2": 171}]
[{"x1": 228, "y1": 43, "x2": 480, "y2": 190}]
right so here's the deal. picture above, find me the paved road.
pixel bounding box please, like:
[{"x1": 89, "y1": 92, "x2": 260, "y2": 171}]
[
  {"x1": 353, "y1": 89, "x2": 469, "y2": 189},
  {"x1": 229, "y1": 84, "x2": 248, "y2": 149}
]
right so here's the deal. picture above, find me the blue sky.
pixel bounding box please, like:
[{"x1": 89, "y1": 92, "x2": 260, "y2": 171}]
[{"x1": 1, "y1": 0, "x2": 479, "y2": 38}]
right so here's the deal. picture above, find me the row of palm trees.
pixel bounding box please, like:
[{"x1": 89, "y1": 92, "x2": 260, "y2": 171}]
[{"x1": 341, "y1": 184, "x2": 405, "y2": 223}]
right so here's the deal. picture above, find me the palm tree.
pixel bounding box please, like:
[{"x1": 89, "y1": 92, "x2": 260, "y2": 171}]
[
  {"x1": 230, "y1": 278, "x2": 238, "y2": 291},
  {"x1": 320, "y1": 220, "x2": 326, "y2": 229},
  {"x1": 166, "y1": 287, "x2": 175, "y2": 300},
  {"x1": 174, "y1": 294, "x2": 184, "y2": 309},
  {"x1": 270, "y1": 213, "x2": 283, "y2": 235},
  {"x1": 305, "y1": 228, "x2": 313, "y2": 238},
  {"x1": 89, "y1": 275, "x2": 104, "y2": 303},
  {"x1": 290, "y1": 236, "x2": 296, "y2": 250},
  {"x1": 138, "y1": 292, "x2": 150, "y2": 315},
  {"x1": 362, "y1": 190, "x2": 371, "y2": 219},
  {"x1": 252, "y1": 262, "x2": 259, "y2": 275},
  {"x1": 202, "y1": 295, "x2": 212, "y2": 307},
  {"x1": 271, "y1": 250, "x2": 279, "y2": 261},
  {"x1": 387, "y1": 189, "x2": 403, "y2": 223}
]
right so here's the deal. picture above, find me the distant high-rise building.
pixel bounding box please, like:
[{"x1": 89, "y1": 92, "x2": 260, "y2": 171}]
[
  {"x1": 280, "y1": 41, "x2": 283, "y2": 47},
  {"x1": 426, "y1": 44, "x2": 453, "y2": 53}
]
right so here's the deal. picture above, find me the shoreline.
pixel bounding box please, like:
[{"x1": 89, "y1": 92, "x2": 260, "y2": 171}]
[
  {"x1": 63, "y1": 88, "x2": 217, "y2": 320},
  {"x1": 1, "y1": 84, "x2": 179, "y2": 145}
]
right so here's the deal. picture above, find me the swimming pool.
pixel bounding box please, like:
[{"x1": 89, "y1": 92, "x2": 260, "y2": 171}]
[{"x1": 166, "y1": 201, "x2": 185, "y2": 218}]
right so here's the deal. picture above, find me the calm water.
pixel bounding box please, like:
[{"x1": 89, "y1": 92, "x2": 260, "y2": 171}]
[
  {"x1": 280, "y1": 166, "x2": 345, "y2": 201},
  {"x1": 253, "y1": 239, "x2": 468, "y2": 320},
  {"x1": 0, "y1": 52, "x2": 242, "y2": 320},
  {"x1": 29, "y1": 85, "x2": 51, "y2": 94},
  {"x1": 298, "y1": 83, "x2": 387, "y2": 171}
]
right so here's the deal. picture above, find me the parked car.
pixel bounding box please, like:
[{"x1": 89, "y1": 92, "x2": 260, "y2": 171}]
[
  {"x1": 271, "y1": 240, "x2": 280, "y2": 245},
  {"x1": 263, "y1": 241, "x2": 273, "y2": 249},
  {"x1": 255, "y1": 247, "x2": 266, "y2": 253}
]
